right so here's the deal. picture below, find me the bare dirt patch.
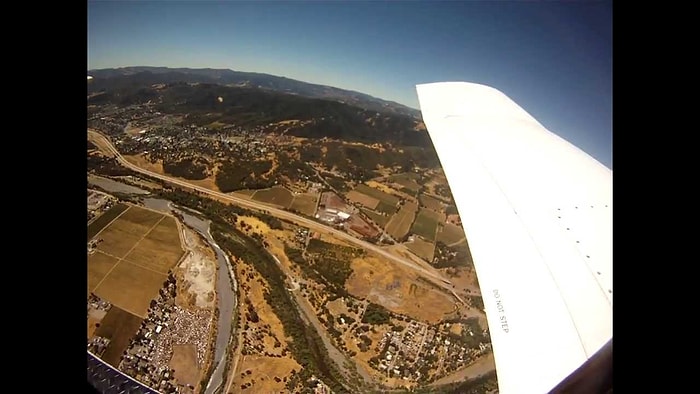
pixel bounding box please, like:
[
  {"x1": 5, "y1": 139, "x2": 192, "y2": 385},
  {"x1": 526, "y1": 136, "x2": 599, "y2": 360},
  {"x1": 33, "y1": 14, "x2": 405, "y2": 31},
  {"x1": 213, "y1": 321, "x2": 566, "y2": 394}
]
[
  {"x1": 175, "y1": 226, "x2": 217, "y2": 309},
  {"x1": 170, "y1": 344, "x2": 200, "y2": 388},
  {"x1": 346, "y1": 256, "x2": 456, "y2": 324}
]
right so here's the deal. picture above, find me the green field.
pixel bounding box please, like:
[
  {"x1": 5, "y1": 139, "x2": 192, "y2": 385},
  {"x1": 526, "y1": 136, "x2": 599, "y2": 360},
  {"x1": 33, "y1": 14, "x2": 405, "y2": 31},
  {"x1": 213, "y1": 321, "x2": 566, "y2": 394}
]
[
  {"x1": 410, "y1": 208, "x2": 442, "y2": 241},
  {"x1": 87, "y1": 203, "x2": 128, "y2": 241},
  {"x1": 375, "y1": 200, "x2": 398, "y2": 215},
  {"x1": 437, "y1": 223, "x2": 466, "y2": 245},
  {"x1": 252, "y1": 186, "x2": 295, "y2": 207},
  {"x1": 354, "y1": 184, "x2": 400, "y2": 206},
  {"x1": 361, "y1": 208, "x2": 391, "y2": 227},
  {"x1": 420, "y1": 207, "x2": 445, "y2": 224}
]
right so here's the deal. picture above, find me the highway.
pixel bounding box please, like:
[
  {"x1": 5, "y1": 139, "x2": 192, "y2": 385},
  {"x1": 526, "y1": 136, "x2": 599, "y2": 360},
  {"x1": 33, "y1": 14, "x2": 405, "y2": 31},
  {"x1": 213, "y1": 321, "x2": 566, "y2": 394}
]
[{"x1": 88, "y1": 129, "x2": 463, "y2": 303}]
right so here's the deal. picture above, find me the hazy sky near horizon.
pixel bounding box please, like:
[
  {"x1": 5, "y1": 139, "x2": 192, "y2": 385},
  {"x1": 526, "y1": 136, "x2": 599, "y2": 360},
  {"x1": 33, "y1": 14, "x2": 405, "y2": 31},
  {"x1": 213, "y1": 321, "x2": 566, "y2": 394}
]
[{"x1": 88, "y1": 1, "x2": 612, "y2": 168}]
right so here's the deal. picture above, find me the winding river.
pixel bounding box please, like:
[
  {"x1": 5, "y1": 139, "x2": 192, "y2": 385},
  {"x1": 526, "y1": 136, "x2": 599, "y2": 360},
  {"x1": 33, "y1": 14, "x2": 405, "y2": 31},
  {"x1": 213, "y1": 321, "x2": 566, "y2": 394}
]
[{"x1": 142, "y1": 198, "x2": 238, "y2": 394}]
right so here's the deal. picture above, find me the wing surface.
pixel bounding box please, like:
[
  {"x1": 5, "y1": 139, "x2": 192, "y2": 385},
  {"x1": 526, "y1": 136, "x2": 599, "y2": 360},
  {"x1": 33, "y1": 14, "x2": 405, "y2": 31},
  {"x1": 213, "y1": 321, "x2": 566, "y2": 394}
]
[{"x1": 416, "y1": 82, "x2": 612, "y2": 394}]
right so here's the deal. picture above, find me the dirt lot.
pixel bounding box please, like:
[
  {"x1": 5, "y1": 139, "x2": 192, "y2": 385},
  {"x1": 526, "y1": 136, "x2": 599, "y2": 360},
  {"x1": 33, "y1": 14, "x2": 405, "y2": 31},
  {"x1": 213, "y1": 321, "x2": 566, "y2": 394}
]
[
  {"x1": 385, "y1": 201, "x2": 418, "y2": 240},
  {"x1": 405, "y1": 236, "x2": 436, "y2": 262},
  {"x1": 175, "y1": 226, "x2": 217, "y2": 309},
  {"x1": 251, "y1": 186, "x2": 294, "y2": 207},
  {"x1": 170, "y1": 344, "x2": 200, "y2": 388},
  {"x1": 94, "y1": 306, "x2": 144, "y2": 367},
  {"x1": 231, "y1": 355, "x2": 301, "y2": 393},
  {"x1": 289, "y1": 192, "x2": 318, "y2": 216},
  {"x1": 346, "y1": 256, "x2": 456, "y2": 324},
  {"x1": 346, "y1": 190, "x2": 380, "y2": 210}
]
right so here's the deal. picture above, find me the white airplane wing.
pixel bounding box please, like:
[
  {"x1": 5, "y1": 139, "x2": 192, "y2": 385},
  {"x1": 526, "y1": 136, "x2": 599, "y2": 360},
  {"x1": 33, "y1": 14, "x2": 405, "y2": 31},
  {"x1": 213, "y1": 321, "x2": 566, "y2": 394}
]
[{"x1": 416, "y1": 82, "x2": 612, "y2": 394}]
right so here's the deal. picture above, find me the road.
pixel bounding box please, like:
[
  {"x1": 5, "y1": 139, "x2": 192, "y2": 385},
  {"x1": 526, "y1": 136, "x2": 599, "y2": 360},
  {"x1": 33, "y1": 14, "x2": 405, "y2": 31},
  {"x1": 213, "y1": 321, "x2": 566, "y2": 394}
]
[{"x1": 88, "y1": 129, "x2": 464, "y2": 303}]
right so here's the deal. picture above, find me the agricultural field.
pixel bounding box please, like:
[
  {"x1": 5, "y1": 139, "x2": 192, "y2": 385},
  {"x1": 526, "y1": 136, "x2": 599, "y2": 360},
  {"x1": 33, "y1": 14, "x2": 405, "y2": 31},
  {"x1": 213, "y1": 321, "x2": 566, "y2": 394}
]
[
  {"x1": 419, "y1": 194, "x2": 445, "y2": 212},
  {"x1": 352, "y1": 184, "x2": 400, "y2": 214},
  {"x1": 95, "y1": 261, "x2": 171, "y2": 318},
  {"x1": 87, "y1": 203, "x2": 129, "y2": 240},
  {"x1": 406, "y1": 236, "x2": 436, "y2": 262},
  {"x1": 346, "y1": 190, "x2": 380, "y2": 210},
  {"x1": 124, "y1": 216, "x2": 184, "y2": 273},
  {"x1": 385, "y1": 201, "x2": 418, "y2": 241},
  {"x1": 389, "y1": 173, "x2": 422, "y2": 192},
  {"x1": 87, "y1": 251, "x2": 119, "y2": 296},
  {"x1": 410, "y1": 208, "x2": 443, "y2": 241},
  {"x1": 345, "y1": 255, "x2": 456, "y2": 324},
  {"x1": 94, "y1": 306, "x2": 144, "y2": 366},
  {"x1": 361, "y1": 208, "x2": 391, "y2": 227},
  {"x1": 437, "y1": 223, "x2": 466, "y2": 245},
  {"x1": 251, "y1": 186, "x2": 294, "y2": 207},
  {"x1": 289, "y1": 192, "x2": 319, "y2": 216},
  {"x1": 89, "y1": 205, "x2": 185, "y2": 318}
]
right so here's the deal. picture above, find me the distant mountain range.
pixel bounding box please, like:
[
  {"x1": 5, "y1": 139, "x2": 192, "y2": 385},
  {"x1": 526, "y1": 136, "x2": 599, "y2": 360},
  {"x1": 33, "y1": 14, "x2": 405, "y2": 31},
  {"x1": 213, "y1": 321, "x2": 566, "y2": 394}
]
[{"x1": 87, "y1": 66, "x2": 421, "y2": 118}]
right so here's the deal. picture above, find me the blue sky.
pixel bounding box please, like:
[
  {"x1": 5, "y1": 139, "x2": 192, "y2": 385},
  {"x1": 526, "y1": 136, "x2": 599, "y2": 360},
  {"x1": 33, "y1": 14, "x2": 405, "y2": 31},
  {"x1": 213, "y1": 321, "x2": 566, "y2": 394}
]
[{"x1": 88, "y1": 1, "x2": 612, "y2": 168}]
